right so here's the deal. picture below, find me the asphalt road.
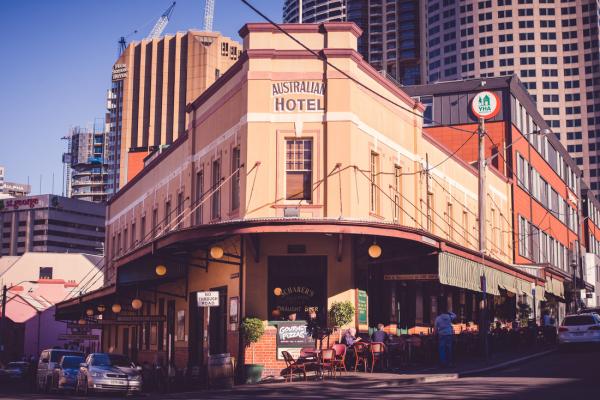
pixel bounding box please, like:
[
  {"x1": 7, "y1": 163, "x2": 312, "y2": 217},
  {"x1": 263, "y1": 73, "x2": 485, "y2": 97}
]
[{"x1": 1, "y1": 346, "x2": 598, "y2": 400}]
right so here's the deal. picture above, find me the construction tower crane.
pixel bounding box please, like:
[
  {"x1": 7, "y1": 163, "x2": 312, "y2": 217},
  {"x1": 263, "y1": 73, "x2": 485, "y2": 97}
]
[
  {"x1": 203, "y1": 0, "x2": 215, "y2": 32},
  {"x1": 147, "y1": 2, "x2": 177, "y2": 39},
  {"x1": 118, "y1": 2, "x2": 177, "y2": 55}
]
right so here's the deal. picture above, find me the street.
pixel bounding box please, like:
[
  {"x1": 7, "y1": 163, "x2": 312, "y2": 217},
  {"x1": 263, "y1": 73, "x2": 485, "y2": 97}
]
[{"x1": 1, "y1": 347, "x2": 597, "y2": 400}]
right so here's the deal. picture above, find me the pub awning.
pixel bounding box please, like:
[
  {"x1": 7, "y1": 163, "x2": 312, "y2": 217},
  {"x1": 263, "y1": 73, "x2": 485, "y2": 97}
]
[
  {"x1": 545, "y1": 276, "x2": 565, "y2": 299},
  {"x1": 438, "y1": 252, "x2": 534, "y2": 296}
]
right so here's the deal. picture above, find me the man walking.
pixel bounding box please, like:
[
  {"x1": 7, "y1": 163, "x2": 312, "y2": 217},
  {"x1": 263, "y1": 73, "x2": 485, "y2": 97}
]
[{"x1": 435, "y1": 307, "x2": 456, "y2": 367}]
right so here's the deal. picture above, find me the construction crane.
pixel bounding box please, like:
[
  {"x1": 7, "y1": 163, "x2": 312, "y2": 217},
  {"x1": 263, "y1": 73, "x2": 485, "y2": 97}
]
[
  {"x1": 147, "y1": 1, "x2": 177, "y2": 39},
  {"x1": 203, "y1": 0, "x2": 215, "y2": 32},
  {"x1": 118, "y1": 2, "x2": 177, "y2": 55}
]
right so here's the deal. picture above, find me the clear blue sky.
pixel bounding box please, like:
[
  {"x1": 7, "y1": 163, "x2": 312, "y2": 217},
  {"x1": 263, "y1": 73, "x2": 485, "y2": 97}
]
[{"x1": 0, "y1": 0, "x2": 282, "y2": 195}]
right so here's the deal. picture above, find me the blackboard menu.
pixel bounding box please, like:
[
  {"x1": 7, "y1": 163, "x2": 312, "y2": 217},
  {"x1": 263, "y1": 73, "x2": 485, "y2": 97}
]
[{"x1": 275, "y1": 321, "x2": 315, "y2": 360}]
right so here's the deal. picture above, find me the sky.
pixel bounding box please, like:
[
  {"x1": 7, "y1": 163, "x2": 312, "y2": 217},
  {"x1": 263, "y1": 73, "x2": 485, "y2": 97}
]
[{"x1": 0, "y1": 0, "x2": 282, "y2": 195}]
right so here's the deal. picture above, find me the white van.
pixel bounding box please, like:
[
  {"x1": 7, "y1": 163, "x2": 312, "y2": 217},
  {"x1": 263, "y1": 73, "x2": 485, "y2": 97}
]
[{"x1": 36, "y1": 349, "x2": 84, "y2": 392}]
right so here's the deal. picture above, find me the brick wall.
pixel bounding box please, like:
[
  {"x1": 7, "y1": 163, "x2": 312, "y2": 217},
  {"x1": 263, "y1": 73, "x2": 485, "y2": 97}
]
[{"x1": 244, "y1": 326, "x2": 286, "y2": 378}]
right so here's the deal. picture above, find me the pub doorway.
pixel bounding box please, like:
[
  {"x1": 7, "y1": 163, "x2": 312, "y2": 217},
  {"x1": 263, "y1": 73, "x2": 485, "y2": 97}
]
[
  {"x1": 167, "y1": 300, "x2": 176, "y2": 365},
  {"x1": 122, "y1": 327, "x2": 130, "y2": 359},
  {"x1": 188, "y1": 291, "x2": 205, "y2": 366},
  {"x1": 209, "y1": 286, "x2": 228, "y2": 355}
]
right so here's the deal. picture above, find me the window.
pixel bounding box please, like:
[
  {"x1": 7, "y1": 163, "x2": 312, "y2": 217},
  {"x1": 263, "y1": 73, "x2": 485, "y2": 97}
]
[
  {"x1": 123, "y1": 227, "x2": 128, "y2": 252},
  {"x1": 176, "y1": 191, "x2": 184, "y2": 227},
  {"x1": 164, "y1": 201, "x2": 171, "y2": 228},
  {"x1": 427, "y1": 193, "x2": 434, "y2": 233},
  {"x1": 39, "y1": 267, "x2": 53, "y2": 280},
  {"x1": 285, "y1": 139, "x2": 312, "y2": 201},
  {"x1": 152, "y1": 208, "x2": 158, "y2": 237},
  {"x1": 231, "y1": 147, "x2": 240, "y2": 211},
  {"x1": 446, "y1": 202, "x2": 454, "y2": 240},
  {"x1": 211, "y1": 159, "x2": 221, "y2": 219},
  {"x1": 140, "y1": 216, "x2": 145, "y2": 243},
  {"x1": 131, "y1": 222, "x2": 136, "y2": 247},
  {"x1": 462, "y1": 211, "x2": 469, "y2": 246},
  {"x1": 393, "y1": 166, "x2": 402, "y2": 222},
  {"x1": 370, "y1": 152, "x2": 380, "y2": 213},
  {"x1": 195, "y1": 170, "x2": 204, "y2": 224}
]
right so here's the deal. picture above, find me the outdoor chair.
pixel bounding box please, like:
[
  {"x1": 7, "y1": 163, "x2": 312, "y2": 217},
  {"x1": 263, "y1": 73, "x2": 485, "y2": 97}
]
[
  {"x1": 353, "y1": 342, "x2": 369, "y2": 372},
  {"x1": 331, "y1": 343, "x2": 347, "y2": 375},
  {"x1": 319, "y1": 348, "x2": 337, "y2": 379},
  {"x1": 369, "y1": 342, "x2": 386, "y2": 373},
  {"x1": 281, "y1": 351, "x2": 308, "y2": 382}
]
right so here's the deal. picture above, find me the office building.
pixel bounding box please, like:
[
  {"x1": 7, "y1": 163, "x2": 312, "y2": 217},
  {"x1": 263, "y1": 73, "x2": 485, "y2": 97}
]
[
  {"x1": 0, "y1": 166, "x2": 31, "y2": 199},
  {"x1": 106, "y1": 30, "x2": 242, "y2": 194},
  {"x1": 0, "y1": 194, "x2": 105, "y2": 256},
  {"x1": 282, "y1": 1, "x2": 424, "y2": 85},
  {"x1": 64, "y1": 121, "x2": 109, "y2": 203},
  {"x1": 421, "y1": 0, "x2": 600, "y2": 194}
]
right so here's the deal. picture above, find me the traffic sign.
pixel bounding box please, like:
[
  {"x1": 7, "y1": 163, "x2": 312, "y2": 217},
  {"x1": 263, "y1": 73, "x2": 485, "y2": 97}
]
[
  {"x1": 197, "y1": 291, "x2": 220, "y2": 307},
  {"x1": 471, "y1": 91, "x2": 501, "y2": 120}
]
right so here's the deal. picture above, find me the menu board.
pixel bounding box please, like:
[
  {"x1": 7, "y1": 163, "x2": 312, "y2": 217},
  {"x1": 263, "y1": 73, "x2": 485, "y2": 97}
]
[
  {"x1": 275, "y1": 321, "x2": 315, "y2": 360},
  {"x1": 357, "y1": 290, "x2": 368, "y2": 331}
]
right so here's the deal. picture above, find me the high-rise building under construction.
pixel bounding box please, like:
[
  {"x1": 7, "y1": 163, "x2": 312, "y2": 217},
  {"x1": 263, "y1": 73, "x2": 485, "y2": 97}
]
[{"x1": 107, "y1": 31, "x2": 242, "y2": 194}]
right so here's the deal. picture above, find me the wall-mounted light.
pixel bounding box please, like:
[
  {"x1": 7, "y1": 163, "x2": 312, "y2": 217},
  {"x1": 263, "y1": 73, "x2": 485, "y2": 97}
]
[
  {"x1": 78, "y1": 318, "x2": 86, "y2": 325},
  {"x1": 112, "y1": 303, "x2": 122, "y2": 314},
  {"x1": 155, "y1": 264, "x2": 167, "y2": 276},
  {"x1": 131, "y1": 298, "x2": 143, "y2": 310},
  {"x1": 368, "y1": 241, "x2": 382, "y2": 259},
  {"x1": 210, "y1": 245, "x2": 224, "y2": 259},
  {"x1": 85, "y1": 308, "x2": 94, "y2": 316},
  {"x1": 273, "y1": 287, "x2": 282, "y2": 296},
  {"x1": 97, "y1": 305, "x2": 106, "y2": 313}
]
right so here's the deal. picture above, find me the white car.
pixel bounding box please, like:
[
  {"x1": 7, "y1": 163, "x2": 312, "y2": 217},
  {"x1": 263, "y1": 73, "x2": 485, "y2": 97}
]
[{"x1": 558, "y1": 313, "x2": 600, "y2": 346}]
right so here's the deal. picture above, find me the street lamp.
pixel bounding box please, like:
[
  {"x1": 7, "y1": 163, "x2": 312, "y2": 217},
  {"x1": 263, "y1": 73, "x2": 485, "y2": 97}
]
[
  {"x1": 155, "y1": 264, "x2": 167, "y2": 276},
  {"x1": 210, "y1": 245, "x2": 224, "y2": 259},
  {"x1": 0, "y1": 280, "x2": 38, "y2": 354}
]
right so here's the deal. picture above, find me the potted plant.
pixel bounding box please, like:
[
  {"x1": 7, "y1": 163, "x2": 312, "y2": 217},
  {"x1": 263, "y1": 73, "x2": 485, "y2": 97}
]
[
  {"x1": 240, "y1": 317, "x2": 265, "y2": 384},
  {"x1": 329, "y1": 301, "x2": 355, "y2": 343}
]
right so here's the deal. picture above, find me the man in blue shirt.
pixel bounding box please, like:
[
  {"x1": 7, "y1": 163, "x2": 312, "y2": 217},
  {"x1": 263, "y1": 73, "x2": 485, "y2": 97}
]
[
  {"x1": 435, "y1": 308, "x2": 457, "y2": 367},
  {"x1": 371, "y1": 323, "x2": 389, "y2": 343}
]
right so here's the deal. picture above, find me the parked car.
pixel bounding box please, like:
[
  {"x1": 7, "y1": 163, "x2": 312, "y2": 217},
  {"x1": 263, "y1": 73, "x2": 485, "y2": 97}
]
[
  {"x1": 558, "y1": 313, "x2": 600, "y2": 347},
  {"x1": 76, "y1": 353, "x2": 142, "y2": 395},
  {"x1": 51, "y1": 355, "x2": 85, "y2": 392},
  {"x1": 3, "y1": 362, "x2": 30, "y2": 381},
  {"x1": 36, "y1": 349, "x2": 85, "y2": 392}
]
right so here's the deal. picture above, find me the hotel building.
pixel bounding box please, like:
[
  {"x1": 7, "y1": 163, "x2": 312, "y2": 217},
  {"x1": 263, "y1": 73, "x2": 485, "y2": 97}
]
[{"x1": 106, "y1": 31, "x2": 243, "y2": 195}]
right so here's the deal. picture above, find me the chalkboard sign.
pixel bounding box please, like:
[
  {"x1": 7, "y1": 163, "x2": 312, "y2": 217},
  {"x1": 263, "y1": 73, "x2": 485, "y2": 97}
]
[
  {"x1": 275, "y1": 321, "x2": 315, "y2": 360},
  {"x1": 357, "y1": 290, "x2": 368, "y2": 329}
]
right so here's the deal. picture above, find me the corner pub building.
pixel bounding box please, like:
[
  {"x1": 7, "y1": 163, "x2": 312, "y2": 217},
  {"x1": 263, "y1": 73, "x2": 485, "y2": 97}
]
[{"x1": 56, "y1": 23, "x2": 541, "y2": 379}]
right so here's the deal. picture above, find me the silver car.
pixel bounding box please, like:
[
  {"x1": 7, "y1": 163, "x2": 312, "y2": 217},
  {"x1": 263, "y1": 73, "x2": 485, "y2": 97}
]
[{"x1": 76, "y1": 353, "x2": 142, "y2": 395}]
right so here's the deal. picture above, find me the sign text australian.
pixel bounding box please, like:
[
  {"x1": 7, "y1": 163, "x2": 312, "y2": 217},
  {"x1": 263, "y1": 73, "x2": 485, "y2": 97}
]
[{"x1": 272, "y1": 81, "x2": 325, "y2": 112}]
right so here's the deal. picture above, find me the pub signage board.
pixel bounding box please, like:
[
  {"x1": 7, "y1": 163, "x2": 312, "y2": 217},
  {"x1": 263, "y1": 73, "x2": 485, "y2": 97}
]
[
  {"x1": 272, "y1": 81, "x2": 326, "y2": 113},
  {"x1": 58, "y1": 334, "x2": 99, "y2": 341},
  {"x1": 357, "y1": 290, "x2": 368, "y2": 331},
  {"x1": 275, "y1": 321, "x2": 315, "y2": 360},
  {"x1": 94, "y1": 315, "x2": 166, "y2": 325}
]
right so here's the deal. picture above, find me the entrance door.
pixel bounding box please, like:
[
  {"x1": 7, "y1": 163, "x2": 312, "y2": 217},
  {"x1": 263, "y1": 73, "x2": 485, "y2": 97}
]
[
  {"x1": 209, "y1": 286, "x2": 227, "y2": 355},
  {"x1": 167, "y1": 300, "x2": 176, "y2": 365},
  {"x1": 188, "y1": 291, "x2": 205, "y2": 366},
  {"x1": 131, "y1": 326, "x2": 138, "y2": 362},
  {"x1": 123, "y1": 328, "x2": 130, "y2": 359}
]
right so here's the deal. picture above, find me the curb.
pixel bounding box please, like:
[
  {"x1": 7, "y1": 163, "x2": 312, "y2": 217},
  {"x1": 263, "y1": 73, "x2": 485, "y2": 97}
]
[
  {"x1": 369, "y1": 373, "x2": 459, "y2": 388},
  {"x1": 458, "y1": 349, "x2": 556, "y2": 377}
]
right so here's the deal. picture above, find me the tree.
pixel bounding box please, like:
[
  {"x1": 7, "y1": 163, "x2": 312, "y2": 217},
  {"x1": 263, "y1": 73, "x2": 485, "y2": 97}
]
[
  {"x1": 241, "y1": 317, "x2": 264, "y2": 364},
  {"x1": 329, "y1": 301, "x2": 355, "y2": 342}
]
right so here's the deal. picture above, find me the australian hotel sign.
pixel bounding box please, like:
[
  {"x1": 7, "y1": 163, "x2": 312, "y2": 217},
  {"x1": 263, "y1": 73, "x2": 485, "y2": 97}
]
[{"x1": 272, "y1": 81, "x2": 325, "y2": 112}]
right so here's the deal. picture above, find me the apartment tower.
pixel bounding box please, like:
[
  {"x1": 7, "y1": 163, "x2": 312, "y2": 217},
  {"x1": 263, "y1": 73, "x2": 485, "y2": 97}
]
[
  {"x1": 282, "y1": 0, "x2": 424, "y2": 85},
  {"x1": 107, "y1": 31, "x2": 242, "y2": 193}
]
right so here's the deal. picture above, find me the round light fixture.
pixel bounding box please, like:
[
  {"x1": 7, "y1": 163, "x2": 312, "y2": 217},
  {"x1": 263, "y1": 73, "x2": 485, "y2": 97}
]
[
  {"x1": 155, "y1": 264, "x2": 167, "y2": 276},
  {"x1": 97, "y1": 304, "x2": 106, "y2": 313},
  {"x1": 210, "y1": 245, "x2": 224, "y2": 259},
  {"x1": 368, "y1": 243, "x2": 382, "y2": 258},
  {"x1": 78, "y1": 318, "x2": 86, "y2": 325},
  {"x1": 85, "y1": 308, "x2": 94, "y2": 316},
  {"x1": 273, "y1": 287, "x2": 282, "y2": 296},
  {"x1": 112, "y1": 303, "x2": 122, "y2": 314},
  {"x1": 131, "y1": 298, "x2": 143, "y2": 310}
]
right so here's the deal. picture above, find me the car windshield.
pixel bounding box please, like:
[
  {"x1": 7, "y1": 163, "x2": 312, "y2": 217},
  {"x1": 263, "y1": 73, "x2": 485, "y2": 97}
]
[
  {"x1": 7, "y1": 363, "x2": 26, "y2": 369},
  {"x1": 50, "y1": 351, "x2": 83, "y2": 363},
  {"x1": 62, "y1": 357, "x2": 84, "y2": 369},
  {"x1": 91, "y1": 354, "x2": 132, "y2": 367},
  {"x1": 563, "y1": 316, "x2": 596, "y2": 326}
]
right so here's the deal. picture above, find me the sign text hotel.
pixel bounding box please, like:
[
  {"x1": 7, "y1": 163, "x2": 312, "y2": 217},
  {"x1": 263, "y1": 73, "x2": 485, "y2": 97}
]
[{"x1": 272, "y1": 81, "x2": 325, "y2": 112}]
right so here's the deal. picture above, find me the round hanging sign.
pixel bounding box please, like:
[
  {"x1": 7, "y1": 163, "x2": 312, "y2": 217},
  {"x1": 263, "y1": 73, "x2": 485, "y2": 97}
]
[{"x1": 471, "y1": 91, "x2": 501, "y2": 120}]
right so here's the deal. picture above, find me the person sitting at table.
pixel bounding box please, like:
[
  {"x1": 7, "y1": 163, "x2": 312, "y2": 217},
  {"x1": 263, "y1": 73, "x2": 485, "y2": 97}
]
[
  {"x1": 343, "y1": 328, "x2": 362, "y2": 347},
  {"x1": 371, "y1": 323, "x2": 389, "y2": 343}
]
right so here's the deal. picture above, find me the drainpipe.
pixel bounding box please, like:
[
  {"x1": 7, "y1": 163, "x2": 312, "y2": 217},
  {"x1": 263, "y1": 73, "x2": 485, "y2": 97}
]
[{"x1": 37, "y1": 311, "x2": 41, "y2": 356}]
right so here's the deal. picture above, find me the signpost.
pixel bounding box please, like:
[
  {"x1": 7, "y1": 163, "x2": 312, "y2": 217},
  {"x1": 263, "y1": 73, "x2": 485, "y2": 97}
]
[{"x1": 197, "y1": 291, "x2": 220, "y2": 357}]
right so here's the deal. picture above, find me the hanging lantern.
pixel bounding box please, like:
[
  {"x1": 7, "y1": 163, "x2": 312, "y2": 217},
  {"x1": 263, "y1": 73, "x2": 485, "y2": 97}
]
[
  {"x1": 155, "y1": 264, "x2": 167, "y2": 276},
  {"x1": 112, "y1": 303, "x2": 122, "y2": 314},
  {"x1": 368, "y1": 243, "x2": 382, "y2": 258},
  {"x1": 131, "y1": 298, "x2": 143, "y2": 310},
  {"x1": 97, "y1": 304, "x2": 106, "y2": 313},
  {"x1": 273, "y1": 287, "x2": 282, "y2": 296},
  {"x1": 85, "y1": 308, "x2": 94, "y2": 316},
  {"x1": 78, "y1": 318, "x2": 86, "y2": 325},
  {"x1": 210, "y1": 245, "x2": 224, "y2": 259}
]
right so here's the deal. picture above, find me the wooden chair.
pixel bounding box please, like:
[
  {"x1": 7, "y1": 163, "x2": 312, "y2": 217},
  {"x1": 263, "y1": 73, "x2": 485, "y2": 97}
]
[
  {"x1": 353, "y1": 342, "x2": 369, "y2": 372},
  {"x1": 319, "y1": 349, "x2": 337, "y2": 379},
  {"x1": 331, "y1": 343, "x2": 347, "y2": 375},
  {"x1": 369, "y1": 342, "x2": 386, "y2": 373},
  {"x1": 281, "y1": 351, "x2": 307, "y2": 382}
]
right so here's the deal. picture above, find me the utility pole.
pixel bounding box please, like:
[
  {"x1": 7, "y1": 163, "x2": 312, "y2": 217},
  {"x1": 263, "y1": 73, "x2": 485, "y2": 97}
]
[
  {"x1": 477, "y1": 116, "x2": 489, "y2": 359},
  {"x1": 0, "y1": 285, "x2": 7, "y2": 355}
]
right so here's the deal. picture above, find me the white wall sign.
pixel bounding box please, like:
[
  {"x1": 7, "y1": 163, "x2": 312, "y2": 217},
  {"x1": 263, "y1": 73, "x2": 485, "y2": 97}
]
[{"x1": 197, "y1": 291, "x2": 220, "y2": 307}]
